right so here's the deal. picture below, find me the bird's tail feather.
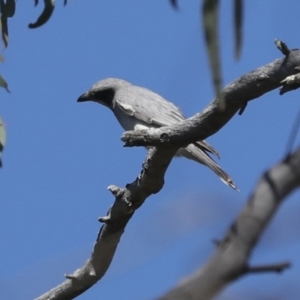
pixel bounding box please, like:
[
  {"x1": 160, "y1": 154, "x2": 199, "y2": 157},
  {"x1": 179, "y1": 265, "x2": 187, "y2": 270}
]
[
  {"x1": 177, "y1": 144, "x2": 239, "y2": 191},
  {"x1": 194, "y1": 140, "x2": 220, "y2": 159}
]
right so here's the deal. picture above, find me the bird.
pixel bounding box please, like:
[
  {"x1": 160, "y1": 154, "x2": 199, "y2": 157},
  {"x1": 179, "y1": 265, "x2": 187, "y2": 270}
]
[{"x1": 77, "y1": 78, "x2": 238, "y2": 190}]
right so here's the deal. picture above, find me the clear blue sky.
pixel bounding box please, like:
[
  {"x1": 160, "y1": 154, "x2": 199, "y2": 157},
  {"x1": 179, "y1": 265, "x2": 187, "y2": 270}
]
[{"x1": 1, "y1": 1, "x2": 300, "y2": 299}]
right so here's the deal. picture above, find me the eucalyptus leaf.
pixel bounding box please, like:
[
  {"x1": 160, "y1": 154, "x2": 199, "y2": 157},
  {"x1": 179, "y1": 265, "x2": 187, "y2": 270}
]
[
  {"x1": 29, "y1": 0, "x2": 55, "y2": 29},
  {"x1": 202, "y1": 0, "x2": 223, "y2": 107},
  {"x1": 0, "y1": 12, "x2": 9, "y2": 48},
  {"x1": 1, "y1": 0, "x2": 16, "y2": 18},
  {"x1": 0, "y1": 74, "x2": 10, "y2": 92},
  {"x1": 0, "y1": 117, "x2": 6, "y2": 167},
  {"x1": 234, "y1": 0, "x2": 243, "y2": 59}
]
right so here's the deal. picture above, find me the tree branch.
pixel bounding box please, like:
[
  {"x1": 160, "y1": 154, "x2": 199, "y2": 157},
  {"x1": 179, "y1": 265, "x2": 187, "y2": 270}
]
[
  {"x1": 122, "y1": 44, "x2": 300, "y2": 148},
  {"x1": 158, "y1": 147, "x2": 300, "y2": 300},
  {"x1": 35, "y1": 147, "x2": 177, "y2": 300},
  {"x1": 245, "y1": 262, "x2": 291, "y2": 274},
  {"x1": 35, "y1": 42, "x2": 300, "y2": 300}
]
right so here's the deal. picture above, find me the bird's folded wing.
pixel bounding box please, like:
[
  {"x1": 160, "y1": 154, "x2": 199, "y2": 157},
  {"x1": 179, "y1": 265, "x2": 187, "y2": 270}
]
[
  {"x1": 116, "y1": 86, "x2": 187, "y2": 127},
  {"x1": 116, "y1": 87, "x2": 220, "y2": 159}
]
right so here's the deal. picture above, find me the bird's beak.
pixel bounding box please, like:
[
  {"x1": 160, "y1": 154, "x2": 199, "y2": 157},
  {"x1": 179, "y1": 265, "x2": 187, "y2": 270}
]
[{"x1": 77, "y1": 92, "x2": 92, "y2": 102}]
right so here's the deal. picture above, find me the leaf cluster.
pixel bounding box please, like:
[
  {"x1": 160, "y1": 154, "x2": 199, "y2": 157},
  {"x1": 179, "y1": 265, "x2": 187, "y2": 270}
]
[{"x1": 0, "y1": 0, "x2": 67, "y2": 165}]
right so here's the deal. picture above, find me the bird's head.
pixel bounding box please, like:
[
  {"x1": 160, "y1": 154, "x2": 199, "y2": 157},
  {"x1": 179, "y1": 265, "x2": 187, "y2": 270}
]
[{"x1": 77, "y1": 78, "x2": 131, "y2": 108}]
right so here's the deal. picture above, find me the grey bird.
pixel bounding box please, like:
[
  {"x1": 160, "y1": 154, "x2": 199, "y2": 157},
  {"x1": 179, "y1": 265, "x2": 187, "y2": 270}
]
[{"x1": 77, "y1": 78, "x2": 237, "y2": 190}]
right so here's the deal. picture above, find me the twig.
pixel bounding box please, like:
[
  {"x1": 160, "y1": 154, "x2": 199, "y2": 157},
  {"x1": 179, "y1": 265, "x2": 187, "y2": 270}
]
[
  {"x1": 275, "y1": 39, "x2": 290, "y2": 56},
  {"x1": 245, "y1": 262, "x2": 291, "y2": 274}
]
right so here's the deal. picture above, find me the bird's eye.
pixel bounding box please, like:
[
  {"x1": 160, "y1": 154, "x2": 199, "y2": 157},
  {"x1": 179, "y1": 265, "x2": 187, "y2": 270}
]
[{"x1": 95, "y1": 88, "x2": 115, "y2": 105}]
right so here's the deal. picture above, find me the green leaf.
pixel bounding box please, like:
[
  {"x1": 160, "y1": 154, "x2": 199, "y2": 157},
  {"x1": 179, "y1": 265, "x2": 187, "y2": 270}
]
[
  {"x1": 0, "y1": 74, "x2": 10, "y2": 92},
  {"x1": 233, "y1": 0, "x2": 243, "y2": 59},
  {"x1": 29, "y1": 0, "x2": 55, "y2": 29},
  {"x1": 0, "y1": 117, "x2": 6, "y2": 167},
  {"x1": 1, "y1": 0, "x2": 16, "y2": 18},
  {"x1": 202, "y1": 0, "x2": 223, "y2": 107},
  {"x1": 0, "y1": 14, "x2": 9, "y2": 48}
]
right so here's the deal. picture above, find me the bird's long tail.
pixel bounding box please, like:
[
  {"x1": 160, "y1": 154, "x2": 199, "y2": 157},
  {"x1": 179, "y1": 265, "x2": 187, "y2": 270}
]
[
  {"x1": 177, "y1": 144, "x2": 238, "y2": 191},
  {"x1": 194, "y1": 140, "x2": 220, "y2": 159}
]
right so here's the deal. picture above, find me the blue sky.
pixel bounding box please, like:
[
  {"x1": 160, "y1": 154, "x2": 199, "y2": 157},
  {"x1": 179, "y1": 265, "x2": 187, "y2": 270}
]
[{"x1": 1, "y1": 1, "x2": 300, "y2": 299}]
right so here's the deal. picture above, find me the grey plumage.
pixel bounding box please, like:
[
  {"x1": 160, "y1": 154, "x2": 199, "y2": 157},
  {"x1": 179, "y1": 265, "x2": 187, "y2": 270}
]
[{"x1": 77, "y1": 78, "x2": 238, "y2": 190}]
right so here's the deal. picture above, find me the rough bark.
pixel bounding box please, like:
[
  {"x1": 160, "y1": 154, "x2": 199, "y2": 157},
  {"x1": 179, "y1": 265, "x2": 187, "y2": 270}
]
[
  {"x1": 35, "y1": 44, "x2": 300, "y2": 300},
  {"x1": 159, "y1": 148, "x2": 300, "y2": 300},
  {"x1": 122, "y1": 48, "x2": 300, "y2": 148}
]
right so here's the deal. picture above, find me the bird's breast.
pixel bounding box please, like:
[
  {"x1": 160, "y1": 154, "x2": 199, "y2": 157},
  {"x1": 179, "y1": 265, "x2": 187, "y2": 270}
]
[{"x1": 113, "y1": 109, "x2": 147, "y2": 131}]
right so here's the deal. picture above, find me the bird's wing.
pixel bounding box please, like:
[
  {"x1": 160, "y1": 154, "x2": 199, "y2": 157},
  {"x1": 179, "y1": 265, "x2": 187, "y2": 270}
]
[
  {"x1": 116, "y1": 86, "x2": 220, "y2": 157},
  {"x1": 116, "y1": 86, "x2": 186, "y2": 127}
]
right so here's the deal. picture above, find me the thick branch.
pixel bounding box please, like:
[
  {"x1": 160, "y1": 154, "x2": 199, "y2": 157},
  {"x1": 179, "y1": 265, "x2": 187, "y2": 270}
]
[
  {"x1": 122, "y1": 47, "x2": 300, "y2": 148},
  {"x1": 158, "y1": 147, "x2": 300, "y2": 300},
  {"x1": 36, "y1": 42, "x2": 300, "y2": 300},
  {"x1": 35, "y1": 147, "x2": 177, "y2": 300}
]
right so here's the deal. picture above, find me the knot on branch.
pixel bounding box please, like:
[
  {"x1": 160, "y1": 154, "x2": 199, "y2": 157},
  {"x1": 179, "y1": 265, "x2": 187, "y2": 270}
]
[
  {"x1": 280, "y1": 73, "x2": 300, "y2": 95},
  {"x1": 275, "y1": 39, "x2": 290, "y2": 56},
  {"x1": 122, "y1": 129, "x2": 151, "y2": 147},
  {"x1": 107, "y1": 185, "x2": 123, "y2": 197},
  {"x1": 160, "y1": 132, "x2": 170, "y2": 143}
]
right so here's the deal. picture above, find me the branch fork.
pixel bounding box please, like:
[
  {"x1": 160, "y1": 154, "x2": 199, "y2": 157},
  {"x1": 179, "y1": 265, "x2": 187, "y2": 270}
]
[{"x1": 36, "y1": 41, "x2": 300, "y2": 300}]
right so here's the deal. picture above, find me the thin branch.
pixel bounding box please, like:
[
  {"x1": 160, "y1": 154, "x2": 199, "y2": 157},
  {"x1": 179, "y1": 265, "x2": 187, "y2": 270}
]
[
  {"x1": 245, "y1": 262, "x2": 291, "y2": 274},
  {"x1": 275, "y1": 39, "x2": 290, "y2": 56},
  {"x1": 122, "y1": 44, "x2": 300, "y2": 148},
  {"x1": 158, "y1": 147, "x2": 300, "y2": 300}
]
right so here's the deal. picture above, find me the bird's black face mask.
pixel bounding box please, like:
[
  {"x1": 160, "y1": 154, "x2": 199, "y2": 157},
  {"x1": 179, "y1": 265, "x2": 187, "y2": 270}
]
[{"x1": 77, "y1": 88, "x2": 115, "y2": 108}]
